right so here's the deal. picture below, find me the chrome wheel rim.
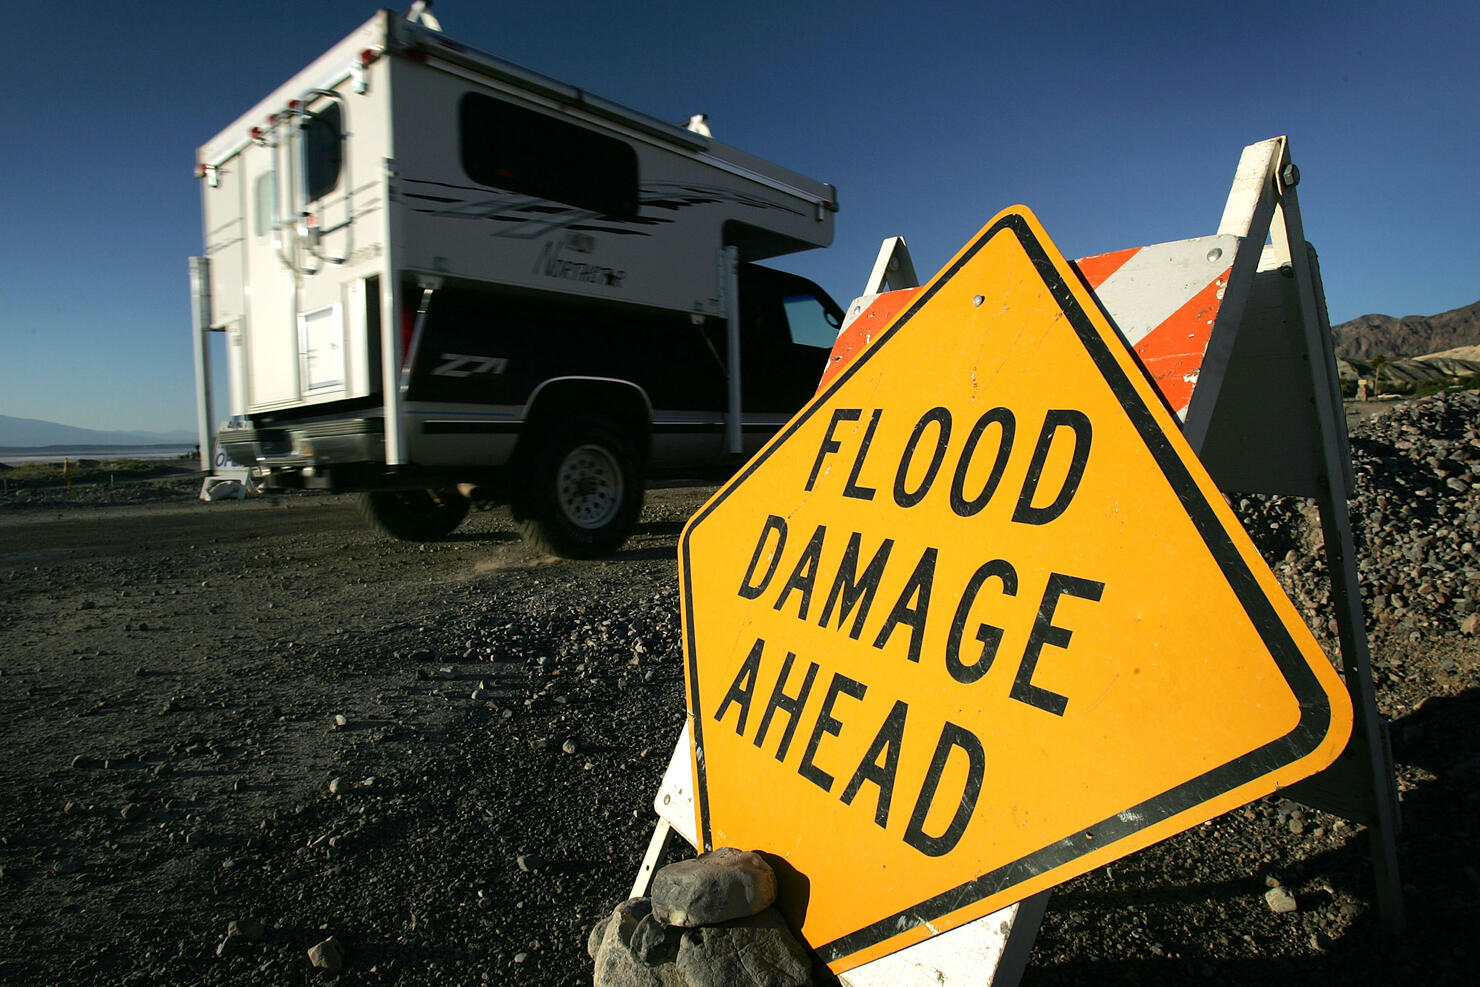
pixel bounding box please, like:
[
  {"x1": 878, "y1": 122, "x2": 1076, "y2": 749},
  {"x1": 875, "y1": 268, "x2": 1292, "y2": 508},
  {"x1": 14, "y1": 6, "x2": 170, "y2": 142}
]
[{"x1": 555, "y1": 444, "x2": 622, "y2": 529}]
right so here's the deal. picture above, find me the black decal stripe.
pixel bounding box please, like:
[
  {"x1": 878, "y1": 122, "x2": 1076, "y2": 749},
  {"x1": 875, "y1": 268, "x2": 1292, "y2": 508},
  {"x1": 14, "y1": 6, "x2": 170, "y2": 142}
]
[
  {"x1": 403, "y1": 192, "x2": 465, "y2": 203},
  {"x1": 679, "y1": 213, "x2": 1336, "y2": 964}
]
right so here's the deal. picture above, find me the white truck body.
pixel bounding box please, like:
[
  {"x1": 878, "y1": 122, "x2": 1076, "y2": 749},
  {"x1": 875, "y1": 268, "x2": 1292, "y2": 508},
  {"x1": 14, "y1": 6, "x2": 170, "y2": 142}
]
[{"x1": 193, "y1": 10, "x2": 841, "y2": 554}]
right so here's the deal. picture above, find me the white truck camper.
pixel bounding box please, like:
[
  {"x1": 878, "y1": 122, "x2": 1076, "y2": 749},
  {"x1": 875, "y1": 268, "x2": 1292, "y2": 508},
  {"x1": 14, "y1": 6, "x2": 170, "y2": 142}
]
[{"x1": 193, "y1": 7, "x2": 841, "y2": 556}]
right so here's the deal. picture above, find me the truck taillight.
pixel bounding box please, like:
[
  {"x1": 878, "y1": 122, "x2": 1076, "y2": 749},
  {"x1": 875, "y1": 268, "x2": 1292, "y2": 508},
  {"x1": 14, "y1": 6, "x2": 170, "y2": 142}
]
[
  {"x1": 353, "y1": 48, "x2": 379, "y2": 95},
  {"x1": 400, "y1": 299, "x2": 418, "y2": 369}
]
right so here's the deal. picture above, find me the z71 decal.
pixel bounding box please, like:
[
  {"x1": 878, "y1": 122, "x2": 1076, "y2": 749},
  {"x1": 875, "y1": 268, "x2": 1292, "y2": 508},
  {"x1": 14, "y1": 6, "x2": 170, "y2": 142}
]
[{"x1": 432, "y1": 353, "x2": 509, "y2": 377}]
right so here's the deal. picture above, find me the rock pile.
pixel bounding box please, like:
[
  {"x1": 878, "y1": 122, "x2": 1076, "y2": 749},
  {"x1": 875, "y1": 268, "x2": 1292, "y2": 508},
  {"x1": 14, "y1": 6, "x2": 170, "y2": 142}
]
[
  {"x1": 1231, "y1": 390, "x2": 1480, "y2": 650},
  {"x1": 590, "y1": 848, "x2": 817, "y2": 987}
]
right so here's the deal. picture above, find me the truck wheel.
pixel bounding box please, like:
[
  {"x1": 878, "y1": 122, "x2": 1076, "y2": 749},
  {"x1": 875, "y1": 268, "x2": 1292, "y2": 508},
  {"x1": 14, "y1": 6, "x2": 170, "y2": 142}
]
[
  {"x1": 516, "y1": 417, "x2": 643, "y2": 558},
  {"x1": 358, "y1": 489, "x2": 469, "y2": 541}
]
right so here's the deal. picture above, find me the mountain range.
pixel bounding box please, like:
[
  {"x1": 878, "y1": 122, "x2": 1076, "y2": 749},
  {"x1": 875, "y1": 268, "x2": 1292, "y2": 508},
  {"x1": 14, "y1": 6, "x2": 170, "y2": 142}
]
[
  {"x1": 1331, "y1": 300, "x2": 1480, "y2": 362},
  {"x1": 0, "y1": 414, "x2": 197, "y2": 449}
]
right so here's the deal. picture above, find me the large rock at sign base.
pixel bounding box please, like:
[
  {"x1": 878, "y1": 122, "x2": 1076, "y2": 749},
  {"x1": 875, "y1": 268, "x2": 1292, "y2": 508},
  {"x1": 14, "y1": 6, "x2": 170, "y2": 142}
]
[
  {"x1": 675, "y1": 906, "x2": 813, "y2": 987},
  {"x1": 592, "y1": 899, "x2": 685, "y2": 987},
  {"x1": 651, "y1": 847, "x2": 777, "y2": 927}
]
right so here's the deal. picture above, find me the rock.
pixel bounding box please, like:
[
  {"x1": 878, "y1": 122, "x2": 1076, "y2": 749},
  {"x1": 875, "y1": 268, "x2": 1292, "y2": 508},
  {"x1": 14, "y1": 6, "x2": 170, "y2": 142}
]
[
  {"x1": 1462, "y1": 613, "x2": 1479, "y2": 636},
  {"x1": 120, "y1": 803, "x2": 144, "y2": 822},
  {"x1": 562, "y1": 738, "x2": 580, "y2": 755},
  {"x1": 328, "y1": 777, "x2": 347, "y2": 795},
  {"x1": 229, "y1": 918, "x2": 266, "y2": 941},
  {"x1": 516, "y1": 852, "x2": 545, "y2": 873},
  {"x1": 674, "y1": 907, "x2": 812, "y2": 987},
  {"x1": 587, "y1": 914, "x2": 610, "y2": 959},
  {"x1": 630, "y1": 912, "x2": 682, "y2": 966},
  {"x1": 307, "y1": 936, "x2": 344, "y2": 972},
  {"x1": 1265, "y1": 886, "x2": 1298, "y2": 914},
  {"x1": 333, "y1": 714, "x2": 348, "y2": 729},
  {"x1": 652, "y1": 848, "x2": 776, "y2": 927}
]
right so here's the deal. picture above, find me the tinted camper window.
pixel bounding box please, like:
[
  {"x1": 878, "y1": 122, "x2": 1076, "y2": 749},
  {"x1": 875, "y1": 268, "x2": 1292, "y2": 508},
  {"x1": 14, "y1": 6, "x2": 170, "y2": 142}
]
[
  {"x1": 459, "y1": 92, "x2": 639, "y2": 219},
  {"x1": 304, "y1": 103, "x2": 343, "y2": 202}
]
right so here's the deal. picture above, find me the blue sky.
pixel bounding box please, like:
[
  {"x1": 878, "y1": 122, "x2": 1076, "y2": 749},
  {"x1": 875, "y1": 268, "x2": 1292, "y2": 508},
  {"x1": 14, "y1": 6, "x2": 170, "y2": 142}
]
[{"x1": 2, "y1": 0, "x2": 1475, "y2": 434}]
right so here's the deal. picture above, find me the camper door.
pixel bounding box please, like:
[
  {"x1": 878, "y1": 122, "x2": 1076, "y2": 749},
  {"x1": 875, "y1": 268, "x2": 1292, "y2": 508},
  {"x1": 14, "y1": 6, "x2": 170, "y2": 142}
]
[{"x1": 239, "y1": 97, "x2": 354, "y2": 410}]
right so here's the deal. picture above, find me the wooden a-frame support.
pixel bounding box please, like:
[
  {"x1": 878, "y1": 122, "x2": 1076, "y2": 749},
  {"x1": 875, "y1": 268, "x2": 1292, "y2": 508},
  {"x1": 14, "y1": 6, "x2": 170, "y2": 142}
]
[{"x1": 1190, "y1": 136, "x2": 1404, "y2": 934}]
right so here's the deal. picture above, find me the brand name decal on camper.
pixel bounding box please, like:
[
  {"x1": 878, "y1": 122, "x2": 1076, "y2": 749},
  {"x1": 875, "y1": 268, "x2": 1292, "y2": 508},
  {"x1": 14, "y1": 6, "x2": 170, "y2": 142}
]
[{"x1": 534, "y1": 242, "x2": 626, "y2": 288}]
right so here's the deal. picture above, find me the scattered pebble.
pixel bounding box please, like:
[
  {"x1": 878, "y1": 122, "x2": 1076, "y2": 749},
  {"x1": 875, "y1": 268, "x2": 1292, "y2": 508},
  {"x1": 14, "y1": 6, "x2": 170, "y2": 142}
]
[
  {"x1": 307, "y1": 936, "x2": 343, "y2": 972},
  {"x1": 1265, "y1": 886, "x2": 1298, "y2": 914}
]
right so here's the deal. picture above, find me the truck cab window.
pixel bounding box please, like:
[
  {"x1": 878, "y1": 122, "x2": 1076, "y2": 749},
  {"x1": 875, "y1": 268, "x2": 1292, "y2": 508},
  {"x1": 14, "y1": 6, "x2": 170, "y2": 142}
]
[
  {"x1": 782, "y1": 293, "x2": 843, "y2": 349},
  {"x1": 459, "y1": 92, "x2": 639, "y2": 219},
  {"x1": 303, "y1": 103, "x2": 343, "y2": 203}
]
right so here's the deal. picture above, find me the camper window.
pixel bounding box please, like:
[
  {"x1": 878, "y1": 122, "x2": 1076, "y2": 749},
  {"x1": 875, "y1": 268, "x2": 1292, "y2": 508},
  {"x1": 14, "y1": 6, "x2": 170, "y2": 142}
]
[
  {"x1": 303, "y1": 103, "x2": 343, "y2": 202},
  {"x1": 458, "y1": 92, "x2": 639, "y2": 220},
  {"x1": 254, "y1": 173, "x2": 278, "y2": 236}
]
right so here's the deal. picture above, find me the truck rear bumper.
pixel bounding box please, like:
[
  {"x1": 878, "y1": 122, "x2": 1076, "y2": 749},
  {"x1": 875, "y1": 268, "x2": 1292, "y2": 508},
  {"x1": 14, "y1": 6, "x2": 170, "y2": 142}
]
[{"x1": 219, "y1": 417, "x2": 385, "y2": 473}]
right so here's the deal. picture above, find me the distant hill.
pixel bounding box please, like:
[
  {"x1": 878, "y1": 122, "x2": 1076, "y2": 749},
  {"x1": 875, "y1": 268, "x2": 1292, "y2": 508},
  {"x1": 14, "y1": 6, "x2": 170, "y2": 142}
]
[
  {"x1": 1331, "y1": 300, "x2": 1480, "y2": 361},
  {"x1": 0, "y1": 414, "x2": 197, "y2": 449}
]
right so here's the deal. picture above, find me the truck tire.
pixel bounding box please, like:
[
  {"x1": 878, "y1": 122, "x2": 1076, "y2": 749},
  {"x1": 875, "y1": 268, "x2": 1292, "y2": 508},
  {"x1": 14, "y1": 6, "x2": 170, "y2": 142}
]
[
  {"x1": 515, "y1": 416, "x2": 643, "y2": 558},
  {"x1": 358, "y1": 489, "x2": 469, "y2": 541}
]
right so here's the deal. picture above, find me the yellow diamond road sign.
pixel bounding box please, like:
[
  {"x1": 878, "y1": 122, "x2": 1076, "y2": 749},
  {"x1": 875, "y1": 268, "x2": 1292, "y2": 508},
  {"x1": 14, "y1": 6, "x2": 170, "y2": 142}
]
[{"x1": 678, "y1": 206, "x2": 1353, "y2": 973}]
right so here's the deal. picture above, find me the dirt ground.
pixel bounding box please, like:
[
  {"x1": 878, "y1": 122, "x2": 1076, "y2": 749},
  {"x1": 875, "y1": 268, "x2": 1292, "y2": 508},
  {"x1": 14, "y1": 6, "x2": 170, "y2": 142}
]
[{"x1": 0, "y1": 460, "x2": 1476, "y2": 984}]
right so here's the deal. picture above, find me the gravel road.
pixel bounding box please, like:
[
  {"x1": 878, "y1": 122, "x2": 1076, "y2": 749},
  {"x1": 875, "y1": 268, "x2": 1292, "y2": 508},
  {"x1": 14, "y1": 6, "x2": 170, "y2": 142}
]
[{"x1": 1, "y1": 392, "x2": 1477, "y2": 985}]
